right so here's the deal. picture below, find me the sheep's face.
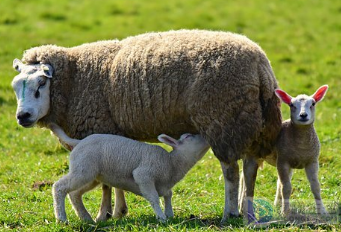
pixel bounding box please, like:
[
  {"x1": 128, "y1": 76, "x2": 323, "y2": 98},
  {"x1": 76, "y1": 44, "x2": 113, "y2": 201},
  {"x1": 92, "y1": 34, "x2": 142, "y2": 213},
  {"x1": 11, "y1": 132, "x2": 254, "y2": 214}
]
[
  {"x1": 11, "y1": 59, "x2": 53, "y2": 128},
  {"x1": 275, "y1": 85, "x2": 328, "y2": 126}
]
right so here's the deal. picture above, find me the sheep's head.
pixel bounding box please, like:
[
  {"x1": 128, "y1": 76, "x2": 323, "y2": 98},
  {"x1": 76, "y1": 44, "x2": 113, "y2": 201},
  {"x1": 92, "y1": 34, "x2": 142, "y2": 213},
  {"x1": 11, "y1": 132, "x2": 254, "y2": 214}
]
[
  {"x1": 11, "y1": 58, "x2": 53, "y2": 128},
  {"x1": 275, "y1": 85, "x2": 328, "y2": 126}
]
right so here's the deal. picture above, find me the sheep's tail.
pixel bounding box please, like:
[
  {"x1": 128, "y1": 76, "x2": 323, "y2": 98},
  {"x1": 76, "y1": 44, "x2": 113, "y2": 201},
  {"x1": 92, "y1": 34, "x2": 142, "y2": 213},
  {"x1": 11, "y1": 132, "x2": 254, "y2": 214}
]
[
  {"x1": 49, "y1": 123, "x2": 80, "y2": 149},
  {"x1": 257, "y1": 55, "x2": 282, "y2": 158}
]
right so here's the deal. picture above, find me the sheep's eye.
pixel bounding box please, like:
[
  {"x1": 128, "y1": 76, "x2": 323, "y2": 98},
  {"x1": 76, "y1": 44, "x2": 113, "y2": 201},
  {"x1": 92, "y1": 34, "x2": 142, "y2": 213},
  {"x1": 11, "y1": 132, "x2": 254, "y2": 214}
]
[
  {"x1": 289, "y1": 103, "x2": 294, "y2": 107},
  {"x1": 312, "y1": 102, "x2": 316, "y2": 107},
  {"x1": 35, "y1": 90, "x2": 40, "y2": 98}
]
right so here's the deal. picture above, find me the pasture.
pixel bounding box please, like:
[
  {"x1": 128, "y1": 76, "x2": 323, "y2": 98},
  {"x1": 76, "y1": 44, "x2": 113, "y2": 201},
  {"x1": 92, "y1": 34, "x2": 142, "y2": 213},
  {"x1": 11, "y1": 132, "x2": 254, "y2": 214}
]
[{"x1": 0, "y1": 0, "x2": 340, "y2": 231}]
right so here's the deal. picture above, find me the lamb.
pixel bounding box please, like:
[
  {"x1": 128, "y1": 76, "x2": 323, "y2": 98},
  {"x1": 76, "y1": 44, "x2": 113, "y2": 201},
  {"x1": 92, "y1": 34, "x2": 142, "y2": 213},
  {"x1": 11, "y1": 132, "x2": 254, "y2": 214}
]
[
  {"x1": 11, "y1": 29, "x2": 282, "y2": 221},
  {"x1": 49, "y1": 123, "x2": 210, "y2": 223},
  {"x1": 240, "y1": 85, "x2": 328, "y2": 219}
]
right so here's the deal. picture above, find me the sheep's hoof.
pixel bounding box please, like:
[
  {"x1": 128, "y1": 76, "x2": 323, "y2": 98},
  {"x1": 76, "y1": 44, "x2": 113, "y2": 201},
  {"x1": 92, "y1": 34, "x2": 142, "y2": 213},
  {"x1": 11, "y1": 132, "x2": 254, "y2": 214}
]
[
  {"x1": 112, "y1": 208, "x2": 128, "y2": 219},
  {"x1": 96, "y1": 212, "x2": 112, "y2": 222},
  {"x1": 220, "y1": 213, "x2": 242, "y2": 224}
]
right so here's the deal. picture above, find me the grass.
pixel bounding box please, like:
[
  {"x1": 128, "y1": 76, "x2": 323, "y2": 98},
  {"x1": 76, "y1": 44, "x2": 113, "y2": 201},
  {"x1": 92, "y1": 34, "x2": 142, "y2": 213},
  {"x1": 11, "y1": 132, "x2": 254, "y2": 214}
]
[{"x1": 0, "y1": 0, "x2": 341, "y2": 231}]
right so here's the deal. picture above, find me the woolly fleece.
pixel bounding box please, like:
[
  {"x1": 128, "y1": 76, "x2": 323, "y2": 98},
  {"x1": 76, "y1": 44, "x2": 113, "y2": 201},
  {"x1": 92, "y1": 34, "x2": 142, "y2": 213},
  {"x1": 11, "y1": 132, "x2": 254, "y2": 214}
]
[{"x1": 22, "y1": 29, "x2": 281, "y2": 162}]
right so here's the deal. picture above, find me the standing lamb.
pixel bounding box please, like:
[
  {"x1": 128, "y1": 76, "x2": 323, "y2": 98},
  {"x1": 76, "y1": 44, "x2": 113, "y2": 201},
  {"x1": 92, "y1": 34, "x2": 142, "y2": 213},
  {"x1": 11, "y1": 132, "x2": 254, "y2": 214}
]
[
  {"x1": 49, "y1": 123, "x2": 210, "y2": 223},
  {"x1": 240, "y1": 85, "x2": 328, "y2": 219},
  {"x1": 11, "y1": 29, "x2": 282, "y2": 221}
]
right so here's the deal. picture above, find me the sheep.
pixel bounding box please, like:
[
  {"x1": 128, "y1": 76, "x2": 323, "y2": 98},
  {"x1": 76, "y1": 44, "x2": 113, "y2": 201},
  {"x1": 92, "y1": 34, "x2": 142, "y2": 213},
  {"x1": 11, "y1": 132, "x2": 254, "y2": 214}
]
[
  {"x1": 240, "y1": 85, "x2": 328, "y2": 219},
  {"x1": 49, "y1": 123, "x2": 210, "y2": 223},
  {"x1": 11, "y1": 29, "x2": 282, "y2": 221}
]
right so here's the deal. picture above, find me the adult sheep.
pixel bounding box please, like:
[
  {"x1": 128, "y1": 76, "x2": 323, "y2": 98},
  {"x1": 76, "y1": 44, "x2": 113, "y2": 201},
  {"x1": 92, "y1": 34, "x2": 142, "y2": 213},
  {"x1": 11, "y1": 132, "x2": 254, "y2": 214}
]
[{"x1": 11, "y1": 29, "x2": 282, "y2": 221}]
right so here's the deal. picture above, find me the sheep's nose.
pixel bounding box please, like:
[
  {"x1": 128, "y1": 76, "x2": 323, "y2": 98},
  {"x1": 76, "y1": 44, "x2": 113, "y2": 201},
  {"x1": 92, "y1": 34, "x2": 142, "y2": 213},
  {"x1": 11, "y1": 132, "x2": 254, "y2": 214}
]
[
  {"x1": 17, "y1": 112, "x2": 31, "y2": 121},
  {"x1": 299, "y1": 112, "x2": 308, "y2": 118}
]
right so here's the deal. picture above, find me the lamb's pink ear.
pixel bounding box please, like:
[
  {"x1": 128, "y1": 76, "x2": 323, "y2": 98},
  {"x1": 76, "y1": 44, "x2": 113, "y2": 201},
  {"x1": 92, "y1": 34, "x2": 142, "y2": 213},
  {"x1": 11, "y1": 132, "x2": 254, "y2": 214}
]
[
  {"x1": 275, "y1": 89, "x2": 292, "y2": 105},
  {"x1": 158, "y1": 134, "x2": 179, "y2": 148},
  {"x1": 312, "y1": 85, "x2": 328, "y2": 103}
]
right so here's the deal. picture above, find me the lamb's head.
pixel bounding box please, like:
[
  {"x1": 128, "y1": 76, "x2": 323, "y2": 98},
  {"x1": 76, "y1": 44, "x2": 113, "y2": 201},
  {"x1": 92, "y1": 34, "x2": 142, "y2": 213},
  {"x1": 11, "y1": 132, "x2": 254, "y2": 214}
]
[
  {"x1": 11, "y1": 58, "x2": 53, "y2": 128},
  {"x1": 157, "y1": 133, "x2": 210, "y2": 158},
  {"x1": 275, "y1": 85, "x2": 328, "y2": 126}
]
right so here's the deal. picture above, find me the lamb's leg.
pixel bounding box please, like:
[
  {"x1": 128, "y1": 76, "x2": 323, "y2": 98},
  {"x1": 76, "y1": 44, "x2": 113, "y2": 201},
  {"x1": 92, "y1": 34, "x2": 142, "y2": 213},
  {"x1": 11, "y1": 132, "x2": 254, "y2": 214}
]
[
  {"x1": 277, "y1": 163, "x2": 292, "y2": 216},
  {"x1": 53, "y1": 173, "x2": 93, "y2": 222},
  {"x1": 133, "y1": 170, "x2": 166, "y2": 221},
  {"x1": 242, "y1": 156, "x2": 259, "y2": 222},
  {"x1": 274, "y1": 169, "x2": 293, "y2": 206},
  {"x1": 164, "y1": 190, "x2": 174, "y2": 218},
  {"x1": 305, "y1": 162, "x2": 327, "y2": 214},
  {"x1": 113, "y1": 188, "x2": 128, "y2": 218},
  {"x1": 69, "y1": 181, "x2": 99, "y2": 222},
  {"x1": 139, "y1": 183, "x2": 166, "y2": 221},
  {"x1": 220, "y1": 160, "x2": 240, "y2": 222}
]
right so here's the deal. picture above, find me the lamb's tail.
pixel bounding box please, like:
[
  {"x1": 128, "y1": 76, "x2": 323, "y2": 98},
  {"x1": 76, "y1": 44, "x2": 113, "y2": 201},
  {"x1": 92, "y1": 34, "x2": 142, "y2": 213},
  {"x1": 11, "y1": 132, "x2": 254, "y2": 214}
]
[{"x1": 49, "y1": 123, "x2": 80, "y2": 149}]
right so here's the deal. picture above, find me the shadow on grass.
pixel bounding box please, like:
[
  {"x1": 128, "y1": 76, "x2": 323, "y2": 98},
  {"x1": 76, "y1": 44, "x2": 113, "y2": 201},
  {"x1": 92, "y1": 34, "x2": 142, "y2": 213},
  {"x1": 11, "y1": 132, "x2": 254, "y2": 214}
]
[{"x1": 64, "y1": 213, "x2": 340, "y2": 232}]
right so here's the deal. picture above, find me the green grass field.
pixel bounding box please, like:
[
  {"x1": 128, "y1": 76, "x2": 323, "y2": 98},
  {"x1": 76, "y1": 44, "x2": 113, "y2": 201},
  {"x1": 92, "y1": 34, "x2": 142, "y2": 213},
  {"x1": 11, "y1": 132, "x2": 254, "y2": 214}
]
[{"x1": 1, "y1": 0, "x2": 341, "y2": 231}]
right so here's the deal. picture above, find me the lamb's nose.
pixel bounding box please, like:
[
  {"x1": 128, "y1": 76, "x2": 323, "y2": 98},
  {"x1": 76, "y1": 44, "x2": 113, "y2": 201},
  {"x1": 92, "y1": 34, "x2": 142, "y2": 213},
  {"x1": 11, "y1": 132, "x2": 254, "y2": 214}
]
[
  {"x1": 17, "y1": 112, "x2": 31, "y2": 121},
  {"x1": 299, "y1": 112, "x2": 308, "y2": 118}
]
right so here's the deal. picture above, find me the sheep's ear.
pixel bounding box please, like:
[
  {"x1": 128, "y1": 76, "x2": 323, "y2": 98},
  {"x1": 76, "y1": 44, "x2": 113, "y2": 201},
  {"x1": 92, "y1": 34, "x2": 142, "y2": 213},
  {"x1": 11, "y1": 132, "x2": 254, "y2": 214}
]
[
  {"x1": 311, "y1": 85, "x2": 328, "y2": 103},
  {"x1": 41, "y1": 64, "x2": 53, "y2": 78},
  {"x1": 275, "y1": 89, "x2": 292, "y2": 105},
  {"x1": 13, "y1": 58, "x2": 23, "y2": 72},
  {"x1": 158, "y1": 134, "x2": 179, "y2": 148}
]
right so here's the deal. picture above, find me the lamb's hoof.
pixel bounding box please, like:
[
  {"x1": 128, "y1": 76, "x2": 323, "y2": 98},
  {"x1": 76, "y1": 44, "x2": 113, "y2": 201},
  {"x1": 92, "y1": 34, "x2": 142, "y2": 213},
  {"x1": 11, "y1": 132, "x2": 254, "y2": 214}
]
[
  {"x1": 56, "y1": 218, "x2": 68, "y2": 224},
  {"x1": 157, "y1": 217, "x2": 167, "y2": 223},
  {"x1": 246, "y1": 213, "x2": 258, "y2": 224},
  {"x1": 318, "y1": 208, "x2": 328, "y2": 215}
]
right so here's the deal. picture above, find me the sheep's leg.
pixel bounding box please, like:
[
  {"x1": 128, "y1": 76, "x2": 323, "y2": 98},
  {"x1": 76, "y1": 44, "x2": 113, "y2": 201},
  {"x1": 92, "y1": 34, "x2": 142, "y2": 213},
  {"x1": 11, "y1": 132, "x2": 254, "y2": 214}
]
[
  {"x1": 277, "y1": 163, "x2": 292, "y2": 216},
  {"x1": 96, "y1": 185, "x2": 113, "y2": 221},
  {"x1": 53, "y1": 173, "x2": 93, "y2": 222},
  {"x1": 69, "y1": 181, "x2": 99, "y2": 222},
  {"x1": 238, "y1": 171, "x2": 246, "y2": 213},
  {"x1": 220, "y1": 160, "x2": 240, "y2": 222},
  {"x1": 274, "y1": 177, "x2": 282, "y2": 206},
  {"x1": 96, "y1": 185, "x2": 113, "y2": 222},
  {"x1": 242, "y1": 156, "x2": 259, "y2": 222},
  {"x1": 305, "y1": 162, "x2": 327, "y2": 214},
  {"x1": 112, "y1": 188, "x2": 128, "y2": 218},
  {"x1": 164, "y1": 190, "x2": 174, "y2": 218}
]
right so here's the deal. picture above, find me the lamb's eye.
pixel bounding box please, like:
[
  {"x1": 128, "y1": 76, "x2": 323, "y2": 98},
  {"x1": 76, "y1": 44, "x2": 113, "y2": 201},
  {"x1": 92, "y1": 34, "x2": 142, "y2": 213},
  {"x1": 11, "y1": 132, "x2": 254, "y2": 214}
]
[{"x1": 312, "y1": 102, "x2": 316, "y2": 107}]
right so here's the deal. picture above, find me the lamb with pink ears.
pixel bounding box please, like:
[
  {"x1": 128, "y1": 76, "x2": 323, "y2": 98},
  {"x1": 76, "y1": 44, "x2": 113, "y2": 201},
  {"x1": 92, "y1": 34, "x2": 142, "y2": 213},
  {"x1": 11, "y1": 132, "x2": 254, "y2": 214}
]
[{"x1": 266, "y1": 85, "x2": 329, "y2": 216}]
